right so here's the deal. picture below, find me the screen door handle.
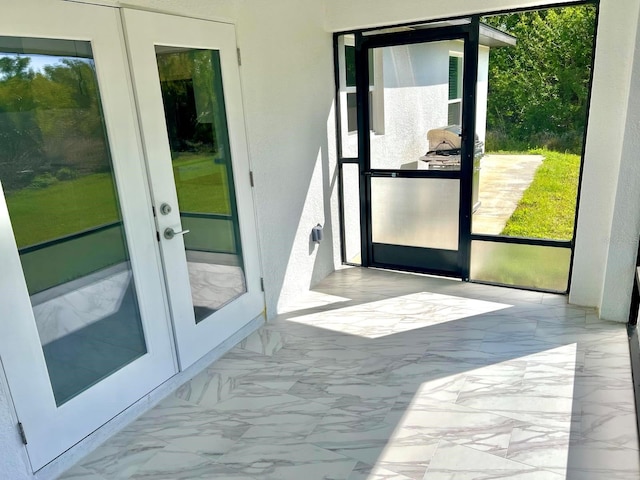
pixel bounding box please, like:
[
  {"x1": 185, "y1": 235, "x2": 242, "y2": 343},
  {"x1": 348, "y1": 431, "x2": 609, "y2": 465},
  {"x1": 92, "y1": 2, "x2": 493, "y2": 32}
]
[{"x1": 163, "y1": 227, "x2": 190, "y2": 240}]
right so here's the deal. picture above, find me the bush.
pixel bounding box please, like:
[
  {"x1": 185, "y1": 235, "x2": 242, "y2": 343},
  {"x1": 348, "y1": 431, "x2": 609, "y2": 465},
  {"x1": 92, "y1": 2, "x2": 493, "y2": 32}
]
[
  {"x1": 55, "y1": 167, "x2": 78, "y2": 181},
  {"x1": 29, "y1": 173, "x2": 58, "y2": 189},
  {"x1": 486, "y1": 130, "x2": 583, "y2": 155},
  {"x1": 485, "y1": 130, "x2": 531, "y2": 152}
]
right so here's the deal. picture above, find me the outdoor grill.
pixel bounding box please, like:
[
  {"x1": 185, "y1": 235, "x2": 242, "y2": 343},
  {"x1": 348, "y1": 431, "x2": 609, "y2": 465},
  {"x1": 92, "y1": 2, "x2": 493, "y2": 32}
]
[{"x1": 419, "y1": 125, "x2": 483, "y2": 211}]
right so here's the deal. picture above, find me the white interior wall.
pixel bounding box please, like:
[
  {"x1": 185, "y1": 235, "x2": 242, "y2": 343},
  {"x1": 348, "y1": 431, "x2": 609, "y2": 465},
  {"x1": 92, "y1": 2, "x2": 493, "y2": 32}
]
[
  {"x1": 231, "y1": 0, "x2": 338, "y2": 314},
  {"x1": 325, "y1": 0, "x2": 592, "y2": 31},
  {"x1": 598, "y1": 3, "x2": 640, "y2": 321},
  {"x1": 328, "y1": 0, "x2": 640, "y2": 321}
]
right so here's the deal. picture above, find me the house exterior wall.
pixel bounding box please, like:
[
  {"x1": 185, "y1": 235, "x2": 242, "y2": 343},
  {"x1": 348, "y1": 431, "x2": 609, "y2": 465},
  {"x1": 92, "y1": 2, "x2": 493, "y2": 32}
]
[
  {"x1": 374, "y1": 41, "x2": 457, "y2": 167},
  {"x1": 340, "y1": 42, "x2": 490, "y2": 165}
]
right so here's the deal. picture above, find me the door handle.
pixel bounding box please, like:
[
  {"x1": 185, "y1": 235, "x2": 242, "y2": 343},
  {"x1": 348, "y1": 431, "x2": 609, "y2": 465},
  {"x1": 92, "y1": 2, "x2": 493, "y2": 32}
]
[{"x1": 163, "y1": 227, "x2": 190, "y2": 240}]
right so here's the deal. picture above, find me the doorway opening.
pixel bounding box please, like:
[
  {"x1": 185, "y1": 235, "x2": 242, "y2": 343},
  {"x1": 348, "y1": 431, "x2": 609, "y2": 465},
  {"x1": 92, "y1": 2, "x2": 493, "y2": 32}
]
[{"x1": 335, "y1": 2, "x2": 598, "y2": 293}]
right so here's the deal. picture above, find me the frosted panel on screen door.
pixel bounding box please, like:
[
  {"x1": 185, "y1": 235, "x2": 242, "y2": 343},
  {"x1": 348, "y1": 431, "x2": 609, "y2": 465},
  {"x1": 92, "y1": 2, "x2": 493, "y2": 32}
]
[{"x1": 371, "y1": 177, "x2": 459, "y2": 250}]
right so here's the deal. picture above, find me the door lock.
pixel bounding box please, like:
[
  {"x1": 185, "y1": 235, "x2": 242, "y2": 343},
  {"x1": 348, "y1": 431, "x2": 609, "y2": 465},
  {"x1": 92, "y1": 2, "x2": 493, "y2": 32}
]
[
  {"x1": 163, "y1": 227, "x2": 190, "y2": 240},
  {"x1": 159, "y1": 203, "x2": 172, "y2": 215}
]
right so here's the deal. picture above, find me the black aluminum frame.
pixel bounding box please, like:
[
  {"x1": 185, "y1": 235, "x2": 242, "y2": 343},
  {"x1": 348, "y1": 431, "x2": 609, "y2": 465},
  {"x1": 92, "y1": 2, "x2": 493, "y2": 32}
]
[
  {"x1": 354, "y1": 20, "x2": 480, "y2": 279},
  {"x1": 333, "y1": 0, "x2": 599, "y2": 292}
]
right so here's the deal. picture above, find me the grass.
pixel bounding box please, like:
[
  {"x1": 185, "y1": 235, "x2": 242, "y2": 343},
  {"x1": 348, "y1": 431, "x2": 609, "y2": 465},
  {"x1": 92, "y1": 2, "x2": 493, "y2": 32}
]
[
  {"x1": 6, "y1": 173, "x2": 121, "y2": 248},
  {"x1": 471, "y1": 148, "x2": 579, "y2": 291},
  {"x1": 172, "y1": 153, "x2": 231, "y2": 215},
  {"x1": 6, "y1": 153, "x2": 231, "y2": 248},
  {"x1": 499, "y1": 149, "x2": 580, "y2": 241}
]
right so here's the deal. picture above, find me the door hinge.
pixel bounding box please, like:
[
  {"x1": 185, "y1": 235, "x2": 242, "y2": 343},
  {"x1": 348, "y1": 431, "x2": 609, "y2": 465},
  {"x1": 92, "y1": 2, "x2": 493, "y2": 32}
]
[
  {"x1": 237, "y1": 48, "x2": 242, "y2": 66},
  {"x1": 260, "y1": 277, "x2": 264, "y2": 291},
  {"x1": 17, "y1": 422, "x2": 27, "y2": 445},
  {"x1": 156, "y1": 231, "x2": 160, "y2": 242},
  {"x1": 249, "y1": 171, "x2": 255, "y2": 187},
  {"x1": 152, "y1": 205, "x2": 156, "y2": 217}
]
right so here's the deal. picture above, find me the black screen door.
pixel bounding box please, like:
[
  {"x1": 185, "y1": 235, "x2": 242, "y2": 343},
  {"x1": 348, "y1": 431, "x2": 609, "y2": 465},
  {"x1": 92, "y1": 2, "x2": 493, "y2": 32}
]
[{"x1": 357, "y1": 22, "x2": 480, "y2": 278}]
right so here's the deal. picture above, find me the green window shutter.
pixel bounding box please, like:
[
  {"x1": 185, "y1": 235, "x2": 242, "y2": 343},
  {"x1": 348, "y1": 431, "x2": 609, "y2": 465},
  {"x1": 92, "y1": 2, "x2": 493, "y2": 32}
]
[
  {"x1": 449, "y1": 56, "x2": 461, "y2": 100},
  {"x1": 346, "y1": 45, "x2": 356, "y2": 87},
  {"x1": 448, "y1": 56, "x2": 457, "y2": 100}
]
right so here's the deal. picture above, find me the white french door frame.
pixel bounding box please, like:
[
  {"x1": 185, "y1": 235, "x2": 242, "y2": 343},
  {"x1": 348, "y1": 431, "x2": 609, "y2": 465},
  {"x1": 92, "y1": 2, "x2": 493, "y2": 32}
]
[
  {"x1": 122, "y1": 9, "x2": 265, "y2": 370},
  {"x1": 0, "y1": 1, "x2": 178, "y2": 470}
]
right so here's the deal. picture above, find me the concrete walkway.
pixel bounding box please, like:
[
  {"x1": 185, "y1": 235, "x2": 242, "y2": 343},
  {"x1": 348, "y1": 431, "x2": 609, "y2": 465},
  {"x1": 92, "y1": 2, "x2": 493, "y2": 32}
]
[{"x1": 472, "y1": 154, "x2": 544, "y2": 235}]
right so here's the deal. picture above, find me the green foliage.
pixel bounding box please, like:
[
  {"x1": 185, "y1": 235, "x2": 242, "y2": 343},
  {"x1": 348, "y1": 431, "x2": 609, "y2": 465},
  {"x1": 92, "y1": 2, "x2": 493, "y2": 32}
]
[
  {"x1": 55, "y1": 167, "x2": 78, "y2": 181},
  {"x1": 483, "y1": 5, "x2": 596, "y2": 154},
  {"x1": 0, "y1": 54, "x2": 109, "y2": 191},
  {"x1": 28, "y1": 173, "x2": 58, "y2": 189},
  {"x1": 500, "y1": 149, "x2": 580, "y2": 240}
]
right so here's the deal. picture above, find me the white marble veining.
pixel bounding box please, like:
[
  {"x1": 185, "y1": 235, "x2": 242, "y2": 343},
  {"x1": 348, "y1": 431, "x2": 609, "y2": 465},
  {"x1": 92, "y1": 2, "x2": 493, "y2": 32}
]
[
  {"x1": 59, "y1": 267, "x2": 640, "y2": 480},
  {"x1": 33, "y1": 267, "x2": 133, "y2": 346},
  {"x1": 187, "y1": 261, "x2": 245, "y2": 313}
]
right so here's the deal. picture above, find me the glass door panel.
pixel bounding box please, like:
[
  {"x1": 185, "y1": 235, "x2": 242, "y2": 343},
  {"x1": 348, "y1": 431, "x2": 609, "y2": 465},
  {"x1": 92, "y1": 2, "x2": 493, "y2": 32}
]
[
  {"x1": 123, "y1": 9, "x2": 264, "y2": 369},
  {"x1": 0, "y1": 1, "x2": 176, "y2": 470},
  {"x1": 155, "y1": 46, "x2": 246, "y2": 323},
  {"x1": 0, "y1": 37, "x2": 147, "y2": 406}
]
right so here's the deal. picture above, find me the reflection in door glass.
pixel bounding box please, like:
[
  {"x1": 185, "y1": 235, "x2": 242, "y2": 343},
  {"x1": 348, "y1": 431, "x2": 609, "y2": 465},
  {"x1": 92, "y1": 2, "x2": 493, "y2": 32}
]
[
  {"x1": 0, "y1": 37, "x2": 147, "y2": 405},
  {"x1": 155, "y1": 46, "x2": 246, "y2": 323}
]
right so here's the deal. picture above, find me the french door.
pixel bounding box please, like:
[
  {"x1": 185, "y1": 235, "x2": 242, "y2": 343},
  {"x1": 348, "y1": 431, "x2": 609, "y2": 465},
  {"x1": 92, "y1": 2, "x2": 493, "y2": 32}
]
[
  {"x1": 0, "y1": 1, "x2": 262, "y2": 470},
  {"x1": 357, "y1": 25, "x2": 479, "y2": 278},
  {"x1": 123, "y1": 10, "x2": 263, "y2": 369}
]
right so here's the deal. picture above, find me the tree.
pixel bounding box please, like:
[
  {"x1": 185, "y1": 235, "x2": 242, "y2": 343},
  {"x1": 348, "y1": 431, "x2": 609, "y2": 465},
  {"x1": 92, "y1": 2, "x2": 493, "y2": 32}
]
[
  {"x1": 484, "y1": 5, "x2": 597, "y2": 153},
  {"x1": 0, "y1": 53, "x2": 110, "y2": 190}
]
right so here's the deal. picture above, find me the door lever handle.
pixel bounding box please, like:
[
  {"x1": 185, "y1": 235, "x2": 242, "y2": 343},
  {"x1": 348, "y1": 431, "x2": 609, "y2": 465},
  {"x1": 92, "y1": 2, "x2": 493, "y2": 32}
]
[{"x1": 163, "y1": 227, "x2": 190, "y2": 240}]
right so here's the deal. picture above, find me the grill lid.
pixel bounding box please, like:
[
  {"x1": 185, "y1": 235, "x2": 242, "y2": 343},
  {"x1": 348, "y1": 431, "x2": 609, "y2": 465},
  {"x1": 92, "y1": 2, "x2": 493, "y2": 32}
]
[{"x1": 427, "y1": 125, "x2": 462, "y2": 153}]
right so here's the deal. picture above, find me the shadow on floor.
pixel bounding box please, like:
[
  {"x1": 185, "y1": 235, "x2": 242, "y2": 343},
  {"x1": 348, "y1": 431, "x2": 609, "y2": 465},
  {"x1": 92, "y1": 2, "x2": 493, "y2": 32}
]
[{"x1": 61, "y1": 267, "x2": 639, "y2": 480}]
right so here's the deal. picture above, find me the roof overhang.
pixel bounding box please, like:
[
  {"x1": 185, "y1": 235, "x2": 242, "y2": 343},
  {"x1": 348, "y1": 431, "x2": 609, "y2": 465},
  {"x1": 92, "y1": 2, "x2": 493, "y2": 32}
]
[{"x1": 479, "y1": 24, "x2": 517, "y2": 48}]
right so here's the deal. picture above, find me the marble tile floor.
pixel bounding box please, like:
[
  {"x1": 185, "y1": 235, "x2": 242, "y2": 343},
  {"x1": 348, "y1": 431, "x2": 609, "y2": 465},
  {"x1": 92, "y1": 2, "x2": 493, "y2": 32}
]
[{"x1": 60, "y1": 267, "x2": 640, "y2": 480}]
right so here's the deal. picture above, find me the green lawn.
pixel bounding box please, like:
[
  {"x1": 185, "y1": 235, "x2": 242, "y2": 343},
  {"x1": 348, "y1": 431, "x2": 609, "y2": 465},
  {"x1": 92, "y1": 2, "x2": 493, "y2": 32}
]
[
  {"x1": 172, "y1": 153, "x2": 231, "y2": 215},
  {"x1": 6, "y1": 153, "x2": 231, "y2": 248},
  {"x1": 6, "y1": 173, "x2": 121, "y2": 248},
  {"x1": 500, "y1": 149, "x2": 580, "y2": 241}
]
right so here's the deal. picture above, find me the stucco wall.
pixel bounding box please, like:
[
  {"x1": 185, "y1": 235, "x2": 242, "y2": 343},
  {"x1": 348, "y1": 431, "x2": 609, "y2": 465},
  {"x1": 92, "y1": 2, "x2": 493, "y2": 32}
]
[
  {"x1": 231, "y1": 0, "x2": 338, "y2": 314},
  {"x1": 598, "y1": 4, "x2": 640, "y2": 320}
]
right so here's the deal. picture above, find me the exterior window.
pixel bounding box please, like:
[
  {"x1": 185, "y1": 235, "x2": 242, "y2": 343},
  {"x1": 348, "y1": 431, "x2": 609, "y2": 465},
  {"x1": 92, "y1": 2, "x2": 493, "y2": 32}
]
[{"x1": 448, "y1": 54, "x2": 463, "y2": 125}]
